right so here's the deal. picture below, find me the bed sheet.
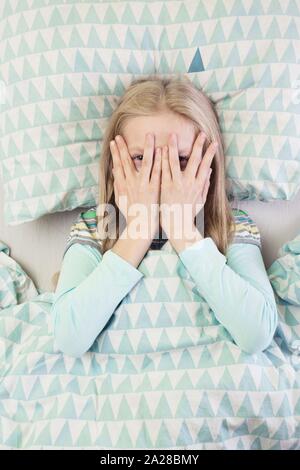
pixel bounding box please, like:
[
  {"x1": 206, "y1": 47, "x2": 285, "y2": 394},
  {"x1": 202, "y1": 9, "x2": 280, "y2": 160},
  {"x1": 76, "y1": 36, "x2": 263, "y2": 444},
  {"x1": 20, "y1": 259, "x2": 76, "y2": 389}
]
[{"x1": 0, "y1": 235, "x2": 300, "y2": 450}]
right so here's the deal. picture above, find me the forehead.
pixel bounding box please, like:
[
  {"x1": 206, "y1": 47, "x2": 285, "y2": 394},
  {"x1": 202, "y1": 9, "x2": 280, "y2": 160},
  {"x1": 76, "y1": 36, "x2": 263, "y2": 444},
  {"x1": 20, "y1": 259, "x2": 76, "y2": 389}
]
[{"x1": 122, "y1": 112, "x2": 197, "y2": 151}]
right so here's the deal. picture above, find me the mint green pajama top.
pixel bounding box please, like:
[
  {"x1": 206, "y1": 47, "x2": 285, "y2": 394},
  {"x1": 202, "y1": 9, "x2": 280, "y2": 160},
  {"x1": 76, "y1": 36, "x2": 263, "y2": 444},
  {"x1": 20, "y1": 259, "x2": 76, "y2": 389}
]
[{"x1": 51, "y1": 207, "x2": 278, "y2": 358}]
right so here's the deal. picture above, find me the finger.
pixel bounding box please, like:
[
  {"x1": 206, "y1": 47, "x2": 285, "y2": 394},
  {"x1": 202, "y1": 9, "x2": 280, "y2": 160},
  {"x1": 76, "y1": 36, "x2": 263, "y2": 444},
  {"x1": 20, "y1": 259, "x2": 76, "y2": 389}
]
[
  {"x1": 110, "y1": 140, "x2": 125, "y2": 181},
  {"x1": 150, "y1": 147, "x2": 162, "y2": 183},
  {"x1": 185, "y1": 131, "x2": 206, "y2": 178},
  {"x1": 168, "y1": 133, "x2": 181, "y2": 181},
  {"x1": 161, "y1": 145, "x2": 172, "y2": 182},
  {"x1": 202, "y1": 168, "x2": 212, "y2": 201},
  {"x1": 112, "y1": 168, "x2": 119, "y2": 202},
  {"x1": 115, "y1": 135, "x2": 135, "y2": 178},
  {"x1": 196, "y1": 141, "x2": 218, "y2": 185},
  {"x1": 140, "y1": 133, "x2": 155, "y2": 183}
]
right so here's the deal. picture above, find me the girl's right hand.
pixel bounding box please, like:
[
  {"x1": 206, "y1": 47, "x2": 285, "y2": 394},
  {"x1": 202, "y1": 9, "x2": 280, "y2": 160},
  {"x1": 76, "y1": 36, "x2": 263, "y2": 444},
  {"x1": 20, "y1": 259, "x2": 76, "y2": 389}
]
[{"x1": 110, "y1": 133, "x2": 162, "y2": 242}]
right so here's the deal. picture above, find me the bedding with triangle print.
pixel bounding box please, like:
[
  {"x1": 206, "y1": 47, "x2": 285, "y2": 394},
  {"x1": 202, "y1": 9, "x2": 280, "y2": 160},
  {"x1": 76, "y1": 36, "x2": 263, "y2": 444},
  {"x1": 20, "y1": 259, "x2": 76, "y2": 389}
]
[
  {"x1": 1, "y1": 233, "x2": 300, "y2": 449},
  {"x1": 0, "y1": 0, "x2": 299, "y2": 225}
]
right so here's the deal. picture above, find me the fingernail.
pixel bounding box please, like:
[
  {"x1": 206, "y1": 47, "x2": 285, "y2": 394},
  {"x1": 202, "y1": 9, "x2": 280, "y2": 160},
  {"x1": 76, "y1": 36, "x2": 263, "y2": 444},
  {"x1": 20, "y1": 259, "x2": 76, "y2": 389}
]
[
  {"x1": 115, "y1": 135, "x2": 121, "y2": 142},
  {"x1": 110, "y1": 140, "x2": 115, "y2": 147},
  {"x1": 213, "y1": 142, "x2": 219, "y2": 148}
]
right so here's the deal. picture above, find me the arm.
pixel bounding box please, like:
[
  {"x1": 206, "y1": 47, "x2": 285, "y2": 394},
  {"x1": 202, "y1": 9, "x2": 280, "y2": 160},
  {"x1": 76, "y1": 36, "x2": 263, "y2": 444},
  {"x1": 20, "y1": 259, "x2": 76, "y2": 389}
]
[
  {"x1": 177, "y1": 237, "x2": 278, "y2": 354},
  {"x1": 51, "y1": 243, "x2": 144, "y2": 358}
]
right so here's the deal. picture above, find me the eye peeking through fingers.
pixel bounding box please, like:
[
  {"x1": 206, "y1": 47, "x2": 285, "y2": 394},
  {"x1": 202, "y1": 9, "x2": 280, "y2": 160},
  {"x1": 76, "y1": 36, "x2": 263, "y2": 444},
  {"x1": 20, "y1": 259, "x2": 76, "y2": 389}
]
[{"x1": 132, "y1": 155, "x2": 189, "y2": 161}]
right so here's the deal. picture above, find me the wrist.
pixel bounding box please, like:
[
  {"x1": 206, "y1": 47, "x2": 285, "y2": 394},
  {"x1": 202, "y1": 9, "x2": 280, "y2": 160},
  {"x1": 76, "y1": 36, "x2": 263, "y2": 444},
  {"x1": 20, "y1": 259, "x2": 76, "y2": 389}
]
[{"x1": 170, "y1": 226, "x2": 203, "y2": 254}]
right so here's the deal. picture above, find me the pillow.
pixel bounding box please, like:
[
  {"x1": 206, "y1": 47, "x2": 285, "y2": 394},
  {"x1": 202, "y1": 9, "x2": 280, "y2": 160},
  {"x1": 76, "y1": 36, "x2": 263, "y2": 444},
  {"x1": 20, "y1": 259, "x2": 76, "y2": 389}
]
[
  {"x1": 0, "y1": 0, "x2": 299, "y2": 225},
  {"x1": 267, "y1": 234, "x2": 300, "y2": 356}
]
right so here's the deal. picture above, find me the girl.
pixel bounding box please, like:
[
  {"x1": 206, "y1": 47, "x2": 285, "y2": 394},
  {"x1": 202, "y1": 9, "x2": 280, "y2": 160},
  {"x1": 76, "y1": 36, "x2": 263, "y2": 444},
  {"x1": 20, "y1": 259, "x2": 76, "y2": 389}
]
[{"x1": 51, "y1": 75, "x2": 278, "y2": 358}]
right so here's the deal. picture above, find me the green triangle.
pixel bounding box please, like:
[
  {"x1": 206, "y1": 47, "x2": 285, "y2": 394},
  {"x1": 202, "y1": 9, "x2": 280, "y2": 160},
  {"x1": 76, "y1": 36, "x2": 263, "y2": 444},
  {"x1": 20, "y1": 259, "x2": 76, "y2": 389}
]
[
  {"x1": 284, "y1": 18, "x2": 298, "y2": 39},
  {"x1": 266, "y1": 18, "x2": 281, "y2": 39},
  {"x1": 4, "y1": 41, "x2": 16, "y2": 63},
  {"x1": 178, "y1": 348, "x2": 195, "y2": 370},
  {"x1": 75, "y1": 423, "x2": 92, "y2": 447},
  {"x1": 22, "y1": 58, "x2": 36, "y2": 80},
  {"x1": 238, "y1": 366, "x2": 257, "y2": 391},
  {"x1": 34, "y1": 423, "x2": 52, "y2": 446},
  {"x1": 66, "y1": 5, "x2": 81, "y2": 24},
  {"x1": 28, "y1": 82, "x2": 43, "y2": 104},
  {"x1": 94, "y1": 423, "x2": 112, "y2": 446},
  {"x1": 228, "y1": 18, "x2": 243, "y2": 41},
  {"x1": 32, "y1": 9, "x2": 47, "y2": 29},
  {"x1": 93, "y1": 50, "x2": 107, "y2": 72},
  {"x1": 85, "y1": 5, "x2": 100, "y2": 24},
  {"x1": 217, "y1": 392, "x2": 234, "y2": 416},
  {"x1": 244, "y1": 43, "x2": 259, "y2": 65},
  {"x1": 263, "y1": 43, "x2": 279, "y2": 63},
  {"x1": 247, "y1": 17, "x2": 262, "y2": 39},
  {"x1": 191, "y1": 24, "x2": 207, "y2": 46},
  {"x1": 12, "y1": 378, "x2": 26, "y2": 400},
  {"x1": 175, "y1": 392, "x2": 194, "y2": 418},
  {"x1": 137, "y1": 396, "x2": 152, "y2": 419},
  {"x1": 157, "y1": 372, "x2": 173, "y2": 391},
  {"x1": 217, "y1": 366, "x2": 236, "y2": 390},
  {"x1": 38, "y1": 54, "x2": 53, "y2": 76},
  {"x1": 207, "y1": 45, "x2": 222, "y2": 69},
  {"x1": 32, "y1": 105, "x2": 49, "y2": 127},
  {"x1": 211, "y1": 20, "x2": 226, "y2": 43},
  {"x1": 18, "y1": 35, "x2": 31, "y2": 56},
  {"x1": 49, "y1": 6, "x2": 64, "y2": 27},
  {"x1": 176, "y1": 420, "x2": 194, "y2": 446},
  {"x1": 137, "y1": 331, "x2": 154, "y2": 354},
  {"x1": 272, "y1": 421, "x2": 289, "y2": 440},
  {"x1": 70, "y1": 28, "x2": 85, "y2": 48},
  {"x1": 54, "y1": 422, "x2": 73, "y2": 446},
  {"x1": 117, "y1": 395, "x2": 134, "y2": 420},
  {"x1": 57, "y1": 50, "x2": 72, "y2": 74},
  {"x1": 119, "y1": 331, "x2": 135, "y2": 354},
  {"x1": 199, "y1": 346, "x2": 216, "y2": 367},
  {"x1": 121, "y1": 357, "x2": 138, "y2": 374},
  {"x1": 45, "y1": 77, "x2": 61, "y2": 99},
  {"x1": 251, "y1": 90, "x2": 265, "y2": 110},
  {"x1": 237, "y1": 393, "x2": 255, "y2": 417},
  {"x1": 60, "y1": 396, "x2": 77, "y2": 419},
  {"x1": 115, "y1": 424, "x2": 133, "y2": 448},
  {"x1": 226, "y1": 45, "x2": 241, "y2": 67},
  {"x1": 193, "y1": 1, "x2": 209, "y2": 20},
  {"x1": 156, "y1": 304, "x2": 173, "y2": 327},
  {"x1": 122, "y1": 3, "x2": 136, "y2": 24},
  {"x1": 197, "y1": 419, "x2": 213, "y2": 442},
  {"x1": 34, "y1": 31, "x2": 49, "y2": 53},
  {"x1": 87, "y1": 26, "x2": 103, "y2": 48},
  {"x1": 155, "y1": 420, "x2": 173, "y2": 447},
  {"x1": 196, "y1": 391, "x2": 215, "y2": 417},
  {"x1": 16, "y1": 179, "x2": 30, "y2": 200},
  {"x1": 99, "y1": 397, "x2": 114, "y2": 420},
  {"x1": 141, "y1": 28, "x2": 156, "y2": 50},
  {"x1": 259, "y1": 394, "x2": 274, "y2": 417},
  {"x1": 17, "y1": 12, "x2": 30, "y2": 34},
  {"x1": 157, "y1": 351, "x2": 175, "y2": 370}
]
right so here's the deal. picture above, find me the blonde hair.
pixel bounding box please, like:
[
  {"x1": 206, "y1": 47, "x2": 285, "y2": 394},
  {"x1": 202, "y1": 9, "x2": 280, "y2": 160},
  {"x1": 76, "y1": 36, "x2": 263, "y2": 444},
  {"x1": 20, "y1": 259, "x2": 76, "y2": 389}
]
[{"x1": 52, "y1": 74, "x2": 236, "y2": 291}]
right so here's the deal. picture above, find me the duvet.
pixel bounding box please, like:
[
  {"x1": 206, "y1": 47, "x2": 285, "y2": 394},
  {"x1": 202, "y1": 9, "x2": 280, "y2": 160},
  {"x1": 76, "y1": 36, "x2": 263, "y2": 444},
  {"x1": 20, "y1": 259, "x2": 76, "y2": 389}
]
[{"x1": 0, "y1": 237, "x2": 300, "y2": 450}]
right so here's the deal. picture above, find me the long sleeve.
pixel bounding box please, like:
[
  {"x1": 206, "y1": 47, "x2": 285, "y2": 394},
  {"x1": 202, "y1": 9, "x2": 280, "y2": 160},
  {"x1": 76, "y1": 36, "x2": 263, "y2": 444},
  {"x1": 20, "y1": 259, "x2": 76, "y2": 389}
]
[
  {"x1": 178, "y1": 237, "x2": 278, "y2": 354},
  {"x1": 51, "y1": 243, "x2": 144, "y2": 358}
]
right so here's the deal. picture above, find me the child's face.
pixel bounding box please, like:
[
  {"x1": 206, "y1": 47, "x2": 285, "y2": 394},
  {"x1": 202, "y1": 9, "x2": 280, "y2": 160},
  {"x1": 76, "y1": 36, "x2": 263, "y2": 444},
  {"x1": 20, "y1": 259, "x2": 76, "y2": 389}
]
[{"x1": 121, "y1": 111, "x2": 197, "y2": 172}]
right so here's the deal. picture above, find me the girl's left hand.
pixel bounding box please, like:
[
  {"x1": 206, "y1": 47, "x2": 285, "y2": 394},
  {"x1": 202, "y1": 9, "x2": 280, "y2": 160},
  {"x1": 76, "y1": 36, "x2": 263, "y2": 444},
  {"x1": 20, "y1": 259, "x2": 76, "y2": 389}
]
[{"x1": 160, "y1": 131, "x2": 217, "y2": 242}]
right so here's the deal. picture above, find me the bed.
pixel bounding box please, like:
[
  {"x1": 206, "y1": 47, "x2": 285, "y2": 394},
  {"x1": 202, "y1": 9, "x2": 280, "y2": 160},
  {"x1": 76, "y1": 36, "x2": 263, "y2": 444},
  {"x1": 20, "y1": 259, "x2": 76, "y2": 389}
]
[
  {"x1": 1, "y1": 0, "x2": 300, "y2": 450},
  {"x1": 1, "y1": 189, "x2": 300, "y2": 449}
]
